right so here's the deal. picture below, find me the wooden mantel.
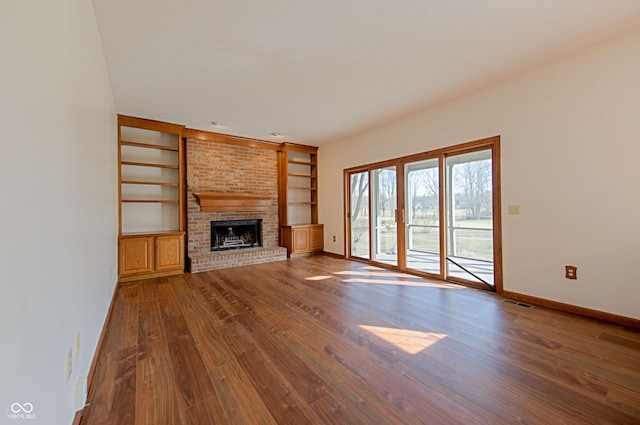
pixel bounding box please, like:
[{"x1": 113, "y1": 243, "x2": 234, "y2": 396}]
[{"x1": 193, "y1": 192, "x2": 274, "y2": 212}]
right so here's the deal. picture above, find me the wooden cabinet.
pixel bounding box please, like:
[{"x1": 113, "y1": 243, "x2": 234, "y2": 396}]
[
  {"x1": 119, "y1": 233, "x2": 184, "y2": 281},
  {"x1": 281, "y1": 224, "x2": 324, "y2": 258},
  {"x1": 278, "y1": 143, "x2": 323, "y2": 257},
  {"x1": 119, "y1": 236, "x2": 154, "y2": 276},
  {"x1": 118, "y1": 115, "x2": 186, "y2": 281},
  {"x1": 155, "y1": 234, "x2": 184, "y2": 271},
  {"x1": 309, "y1": 224, "x2": 324, "y2": 251}
]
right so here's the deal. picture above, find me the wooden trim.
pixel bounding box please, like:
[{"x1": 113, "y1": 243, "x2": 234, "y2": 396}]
[
  {"x1": 446, "y1": 275, "x2": 496, "y2": 292},
  {"x1": 121, "y1": 181, "x2": 179, "y2": 186},
  {"x1": 120, "y1": 231, "x2": 185, "y2": 238},
  {"x1": 396, "y1": 165, "x2": 407, "y2": 269},
  {"x1": 184, "y1": 128, "x2": 282, "y2": 150},
  {"x1": 311, "y1": 151, "x2": 319, "y2": 224},
  {"x1": 288, "y1": 186, "x2": 317, "y2": 191},
  {"x1": 120, "y1": 140, "x2": 179, "y2": 151},
  {"x1": 343, "y1": 169, "x2": 350, "y2": 258},
  {"x1": 85, "y1": 281, "x2": 119, "y2": 406},
  {"x1": 121, "y1": 160, "x2": 179, "y2": 169},
  {"x1": 492, "y1": 138, "x2": 503, "y2": 294},
  {"x1": 403, "y1": 135, "x2": 500, "y2": 165},
  {"x1": 193, "y1": 192, "x2": 274, "y2": 212},
  {"x1": 72, "y1": 409, "x2": 83, "y2": 425},
  {"x1": 438, "y1": 155, "x2": 446, "y2": 278},
  {"x1": 321, "y1": 251, "x2": 346, "y2": 259},
  {"x1": 344, "y1": 157, "x2": 399, "y2": 174},
  {"x1": 281, "y1": 141, "x2": 319, "y2": 153},
  {"x1": 502, "y1": 290, "x2": 640, "y2": 330},
  {"x1": 344, "y1": 136, "x2": 501, "y2": 174},
  {"x1": 117, "y1": 121, "x2": 122, "y2": 235},
  {"x1": 277, "y1": 150, "x2": 288, "y2": 227},
  {"x1": 122, "y1": 199, "x2": 179, "y2": 203},
  {"x1": 118, "y1": 114, "x2": 185, "y2": 134},
  {"x1": 179, "y1": 136, "x2": 186, "y2": 233}
]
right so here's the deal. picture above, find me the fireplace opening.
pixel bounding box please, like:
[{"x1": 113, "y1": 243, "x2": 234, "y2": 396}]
[{"x1": 211, "y1": 219, "x2": 261, "y2": 251}]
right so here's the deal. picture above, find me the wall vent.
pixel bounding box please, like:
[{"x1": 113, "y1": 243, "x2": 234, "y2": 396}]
[{"x1": 502, "y1": 299, "x2": 534, "y2": 309}]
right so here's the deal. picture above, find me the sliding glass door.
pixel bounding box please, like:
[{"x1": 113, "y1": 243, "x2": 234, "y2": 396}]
[
  {"x1": 345, "y1": 137, "x2": 501, "y2": 291},
  {"x1": 349, "y1": 172, "x2": 369, "y2": 259},
  {"x1": 445, "y1": 150, "x2": 494, "y2": 286},
  {"x1": 404, "y1": 158, "x2": 440, "y2": 275},
  {"x1": 371, "y1": 166, "x2": 398, "y2": 266}
]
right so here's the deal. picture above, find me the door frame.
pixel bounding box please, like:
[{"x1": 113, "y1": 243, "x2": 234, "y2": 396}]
[{"x1": 344, "y1": 136, "x2": 502, "y2": 293}]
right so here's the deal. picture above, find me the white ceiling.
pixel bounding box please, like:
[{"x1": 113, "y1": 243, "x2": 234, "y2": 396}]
[{"x1": 92, "y1": 0, "x2": 640, "y2": 146}]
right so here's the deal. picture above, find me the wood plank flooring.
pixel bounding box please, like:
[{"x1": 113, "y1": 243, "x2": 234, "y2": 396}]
[{"x1": 80, "y1": 256, "x2": 640, "y2": 424}]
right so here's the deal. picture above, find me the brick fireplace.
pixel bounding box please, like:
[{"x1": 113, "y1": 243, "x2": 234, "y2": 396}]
[{"x1": 186, "y1": 138, "x2": 287, "y2": 272}]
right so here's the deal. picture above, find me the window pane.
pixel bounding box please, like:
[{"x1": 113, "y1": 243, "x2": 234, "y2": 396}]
[
  {"x1": 350, "y1": 172, "x2": 369, "y2": 259},
  {"x1": 445, "y1": 149, "x2": 494, "y2": 286},
  {"x1": 372, "y1": 167, "x2": 397, "y2": 266},
  {"x1": 405, "y1": 159, "x2": 440, "y2": 274}
]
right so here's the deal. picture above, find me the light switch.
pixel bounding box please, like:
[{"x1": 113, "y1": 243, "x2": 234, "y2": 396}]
[{"x1": 507, "y1": 205, "x2": 520, "y2": 215}]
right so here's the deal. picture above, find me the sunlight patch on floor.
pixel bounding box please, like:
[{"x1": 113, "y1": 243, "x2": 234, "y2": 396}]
[
  {"x1": 334, "y1": 270, "x2": 422, "y2": 278},
  {"x1": 305, "y1": 275, "x2": 332, "y2": 281},
  {"x1": 358, "y1": 325, "x2": 447, "y2": 355},
  {"x1": 339, "y1": 276, "x2": 463, "y2": 288}
]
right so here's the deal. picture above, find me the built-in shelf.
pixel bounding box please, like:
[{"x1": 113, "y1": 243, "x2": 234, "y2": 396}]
[
  {"x1": 121, "y1": 140, "x2": 179, "y2": 151},
  {"x1": 121, "y1": 161, "x2": 179, "y2": 169},
  {"x1": 194, "y1": 192, "x2": 274, "y2": 212},
  {"x1": 288, "y1": 186, "x2": 317, "y2": 190},
  {"x1": 121, "y1": 181, "x2": 179, "y2": 186},
  {"x1": 118, "y1": 116, "x2": 186, "y2": 281},
  {"x1": 121, "y1": 230, "x2": 181, "y2": 237},
  {"x1": 122, "y1": 199, "x2": 179, "y2": 203}
]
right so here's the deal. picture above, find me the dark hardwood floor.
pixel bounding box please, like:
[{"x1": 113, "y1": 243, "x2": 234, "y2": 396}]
[{"x1": 80, "y1": 256, "x2": 640, "y2": 424}]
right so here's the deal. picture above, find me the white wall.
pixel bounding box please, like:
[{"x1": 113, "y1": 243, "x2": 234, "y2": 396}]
[
  {"x1": 319, "y1": 28, "x2": 640, "y2": 320},
  {"x1": 0, "y1": 1, "x2": 117, "y2": 424}
]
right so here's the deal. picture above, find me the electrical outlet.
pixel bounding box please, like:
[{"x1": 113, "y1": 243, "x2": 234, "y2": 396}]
[
  {"x1": 565, "y1": 265, "x2": 577, "y2": 280},
  {"x1": 76, "y1": 332, "x2": 81, "y2": 358},
  {"x1": 65, "y1": 349, "x2": 73, "y2": 381},
  {"x1": 333, "y1": 235, "x2": 336, "y2": 242}
]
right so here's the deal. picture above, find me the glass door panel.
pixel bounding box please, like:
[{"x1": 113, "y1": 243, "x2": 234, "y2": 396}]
[
  {"x1": 349, "y1": 172, "x2": 370, "y2": 259},
  {"x1": 445, "y1": 149, "x2": 494, "y2": 287},
  {"x1": 372, "y1": 167, "x2": 397, "y2": 266},
  {"x1": 404, "y1": 158, "x2": 440, "y2": 275}
]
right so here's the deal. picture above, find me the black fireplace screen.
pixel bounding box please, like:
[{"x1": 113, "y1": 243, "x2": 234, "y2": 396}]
[{"x1": 211, "y1": 219, "x2": 261, "y2": 251}]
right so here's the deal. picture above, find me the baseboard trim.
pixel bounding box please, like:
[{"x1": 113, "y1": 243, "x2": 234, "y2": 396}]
[
  {"x1": 83, "y1": 280, "x2": 121, "y2": 410},
  {"x1": 502, "y1": 290, "x2": 640, "y2": 330},
  {"x1": 321, "y1": 251, "x2": 346, "y2": 259},
  {"x1": 72, "y1": 409, "x2": 82, "y2": 425}
]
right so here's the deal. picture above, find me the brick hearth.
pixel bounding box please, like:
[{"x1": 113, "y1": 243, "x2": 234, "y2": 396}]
[
  {"x1": 186, "y1": 139, "x2": 286, "y2": 271},
  {"x1": 189, "y1": 247, "x2": 287, "y2": 273}
]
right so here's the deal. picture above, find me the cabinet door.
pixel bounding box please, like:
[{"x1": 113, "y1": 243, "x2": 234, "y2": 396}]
[
  {"x1": 155, "y1": 234, "x2": 184, "y2": 271},
  {"x1": 119, "y1": 237, "x2": 154, "y2": 275},
  {"x1": 292, "y1": 226, "x2": 310, "y2": 252},
  {"x1": 309, "y1": 225, "x2": 324, "y2": 251}
]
